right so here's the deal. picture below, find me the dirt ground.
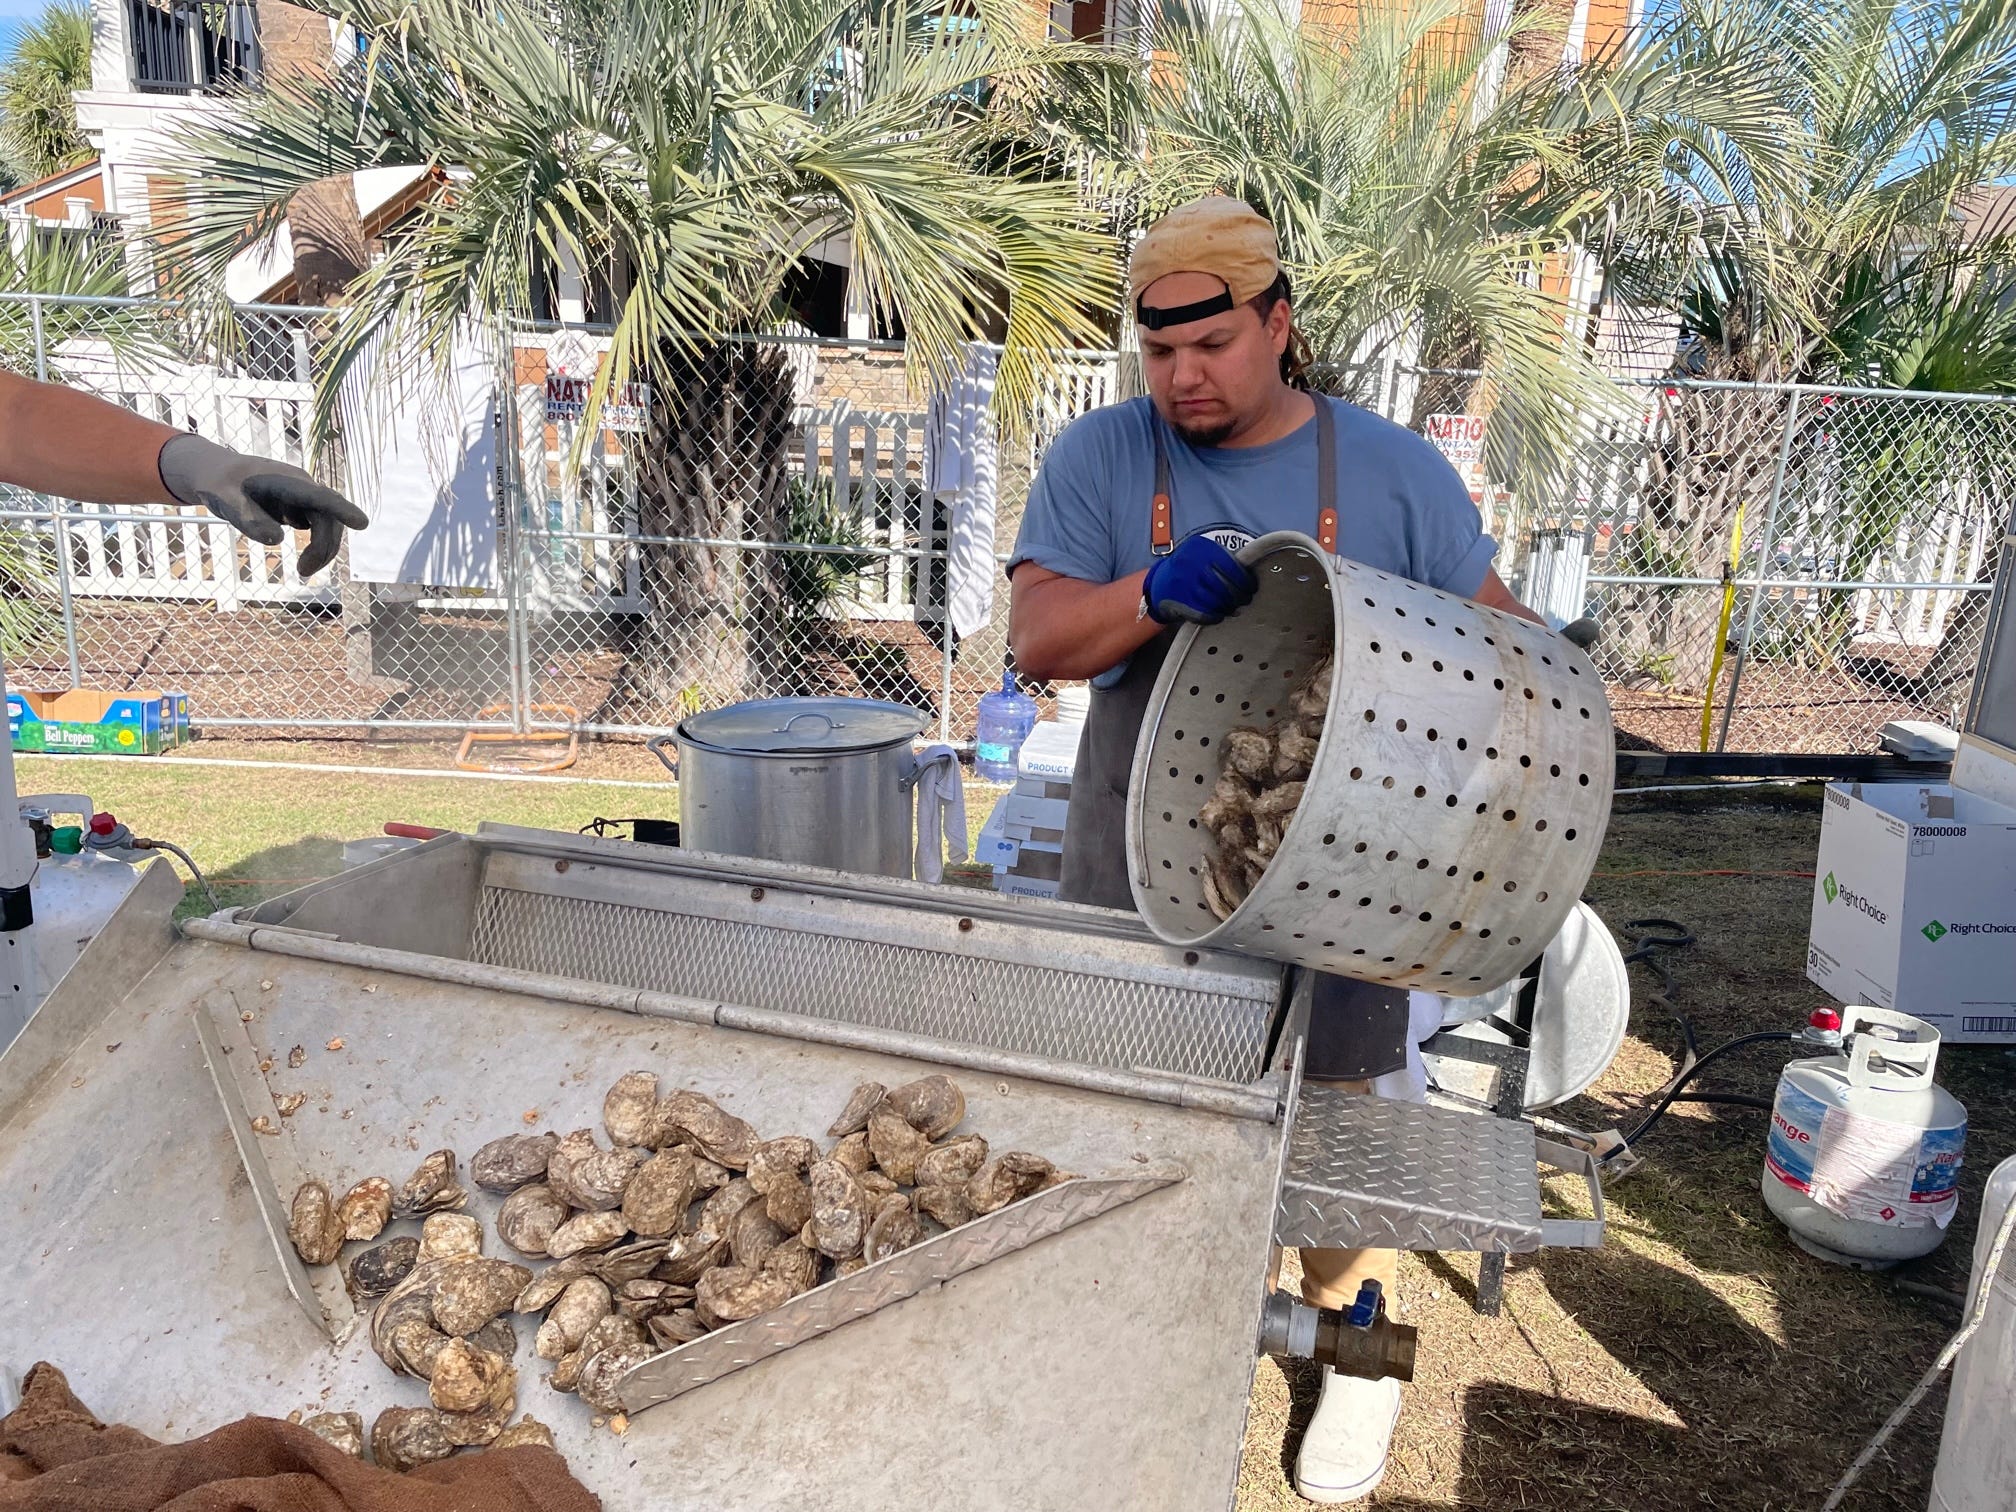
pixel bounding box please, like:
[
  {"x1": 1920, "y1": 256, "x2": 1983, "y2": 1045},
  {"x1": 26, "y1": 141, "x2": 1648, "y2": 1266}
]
[{"x1": 1235, "y1": 789, "x2": 2011, "y2": 1512}]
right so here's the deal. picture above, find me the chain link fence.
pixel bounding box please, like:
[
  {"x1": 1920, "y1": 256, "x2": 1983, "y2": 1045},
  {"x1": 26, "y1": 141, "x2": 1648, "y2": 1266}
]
[{"x1": 0, "y1": 291, "x2": 2005, "y2": 758}]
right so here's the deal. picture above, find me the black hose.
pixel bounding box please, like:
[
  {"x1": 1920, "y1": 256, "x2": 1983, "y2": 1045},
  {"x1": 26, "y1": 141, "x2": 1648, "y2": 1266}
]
[{"x1": 1623, "y1": 1030, "x2": 1796, "y2": 1146}]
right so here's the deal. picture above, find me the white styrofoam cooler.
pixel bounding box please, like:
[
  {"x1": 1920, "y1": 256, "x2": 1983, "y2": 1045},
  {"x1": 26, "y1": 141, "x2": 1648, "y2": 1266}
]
[{"x1": 1807, "y1": 782, "x2": 2016, "y2": 1045}]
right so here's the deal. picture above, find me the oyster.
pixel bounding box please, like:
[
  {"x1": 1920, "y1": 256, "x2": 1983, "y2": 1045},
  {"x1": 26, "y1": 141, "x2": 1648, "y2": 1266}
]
[
  {"x1": 440, "y1": 1393, "x2": 515, "y2": 1449},
  {"x1": 429, "y1": 1338, "x2": 512, "y2": 1414},
  {"x1": 764, "y1": 1175, "x2": 814, "y2": 1234},
  {"x1": 548, "y1": 1346, "x2": 586, "y2": 1394},
  {"x1": 514, "y1": 1255, "x2": 592, "y2": 1314},
  {"x1": 622, "y1": 1148, "x2": 700, "y2": 1239},
  {"x1": 346, "y1": 1237, "x2": 420, "y2": 1300},
  {"x1": 471, "y1": 1316, "x2": 519, "y2": 1363},
  {"x1": 371, "y1": 1406, "x2": 453, "y2": 1472},
  {"x1": 857, "y1": 1170, "x2": 899, "y2": 1198},
  {"x1": 578, "y1": 1312, "x2": 649, "y2": 1361},
  {"x1": 418, "y1": 1213, "x2": 483, "y2": 1261},
  {"x1": 806, "y1": 1158, "x2": 868, "y2": 1259},
  {"x1": 747, "y1": 1137, "x2": 816, "y2": 1198},
  {"x1": 370, "y1": 1265, "x2": 442, "y2": 1375},
  {"x1": 651, "y1": 1231, "x2": 727, "y2": 1285},
  {"x1": 761, "y1": 1236, "x2": 820, "y2": 1297},
  {"x1": 603, "y1": 1070, "x2": 660, "y2": 1148},
  {"x1": 648, "y1": 1310, "x2": 709, "y2": 1348},
  {"x1": 390, "y1": 1319, "x2": 453, "y2": 1379},
  {"x1": 613, "y1": 1279, "x2": 682, "y2": 1321},
  {"x1": 915, "y1": 1134, "x2": 989, "y2": 1189},
  {"x1": 392, "y1": 1150, "x2": 467, "y2": 1217},
  {"x1": 866, "y1": 1110, "x2": 930, "y2": 1186},
  {"x1": 1252, "y1": 780, "x2": 1306, "y2": 818},
  {"x1": 653, "y1": 1090, "x2": 757, "y2": 1168},
  {"x1": 299, "y1": 1411, "x2": 364, "y2": 1457},
  {"x1": 287, "y1": 1182, "x2": 344, "y2": 1267},
  {"x1": 1292, "y1": 655, "x2": 1332, "y2": 717},
  {"x1": 967, "y1": 1152, "x2": 1059, "y2": 1215},
  {"x1": 829, "y1": 1131, "x2": 873, "y2": 1176},
  {"x1": 577, "y1": 1341, "x2": 655, "y2": 1415},
  {"x1": 914, "y1": 1184, "x2": 976, "y2": 1229},
  {"x1": 535, "y1": 1277, "x2": 612, "y2": 1359},
  {"x1": 590, "y1": 1239, "x2": 672, "y2": 1284},
  {"x1": 431, "y1": 1256, "x2": 535, "y2": 1335},
  {"x1": 825, "y1": 1081, "x2": 887, "y2": 1138},
  {"x1": 728, "y1": 1201, "x2": 787, "y2": 1269},
  {"x1": 691, "y1": 1156, "x2": 733, "y2": 1191},
  {"x1": 695, "y1": 1177, "x2": 762, "y2": 1240},
  {"x1": 472, "y1": 1133, "x2": 558, "y2": 1194},
  {"x1": 1222, "y1": 727, "x2": 1273, "y2": 781},
  {"x1": 864, "y1": 1195, "x2": 924, "y2": 1263},
  {"x1": 492, "y1": 1416, "x2": 556, "y2": 1451},
  {"x1": 1273, "y1": 732, "x2": 1318, "y2": 782},
  {"x1": 694, "y1": 1264, "x2": 793, "y2": 1325},
  {"x1": 335, "y1": 1177, "x2": 393, "y2": 1242},
  {"x1": 563, "y1": 1145, "x2": 646, "y2": 1213},
  {"x1": 496, "y1": 1184, "x2": 570, "y2": 1257},
  {"x1": 546, "y1": 1210, "x2": 630, "y2": 1260},
  {"x1": 884, "y1": 1075, "x2": 965, "y2": 1140}
]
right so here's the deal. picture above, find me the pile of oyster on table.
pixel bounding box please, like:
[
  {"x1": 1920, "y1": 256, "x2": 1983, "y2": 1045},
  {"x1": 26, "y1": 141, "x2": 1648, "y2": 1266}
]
[
  {"x1": 1196, "y1": 652, "x2": 1332, "y2": 920},
  {"x1": 285, "y1": 1072, "x2": 1070, "y2": 1468}
]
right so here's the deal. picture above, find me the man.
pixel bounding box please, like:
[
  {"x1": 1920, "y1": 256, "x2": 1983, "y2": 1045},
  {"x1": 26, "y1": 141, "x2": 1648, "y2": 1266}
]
[
  {"x1": 1007, "y1": 196, "x2": 1543, "y2": 1505},
  {"x1": 0, "y1": 367, "x2": 365, "y2": 928}
]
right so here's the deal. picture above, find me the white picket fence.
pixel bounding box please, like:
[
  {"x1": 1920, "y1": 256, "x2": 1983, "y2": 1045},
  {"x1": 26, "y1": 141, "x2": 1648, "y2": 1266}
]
[{"x1": 59, "y1": 364, "x2": 330, "y2": 608}]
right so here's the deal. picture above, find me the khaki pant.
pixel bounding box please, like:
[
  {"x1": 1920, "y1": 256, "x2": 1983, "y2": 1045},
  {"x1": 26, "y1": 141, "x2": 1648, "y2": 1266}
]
[{"x1": 1294, "y1": 1077, "x2": 1399, "y2": 1311}]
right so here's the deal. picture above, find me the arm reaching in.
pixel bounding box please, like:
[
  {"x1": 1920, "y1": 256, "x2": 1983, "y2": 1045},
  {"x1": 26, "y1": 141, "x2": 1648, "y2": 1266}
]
[{"x1": 0, "y1": 368, "x2": 366, "y2": 576}]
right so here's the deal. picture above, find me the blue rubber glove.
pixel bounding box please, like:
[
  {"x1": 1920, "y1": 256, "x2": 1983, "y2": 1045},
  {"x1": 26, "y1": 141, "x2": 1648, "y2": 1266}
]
[{"x1": 1141, "y1": 534, "x2": 1257, "y2": 626}]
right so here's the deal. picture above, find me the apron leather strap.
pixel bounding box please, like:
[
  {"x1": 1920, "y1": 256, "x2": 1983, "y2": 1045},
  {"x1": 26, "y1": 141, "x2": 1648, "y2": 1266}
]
[
  {"x1": 1149, "y1": 397, "x2": 1340, "y2": 555},
  {"x1": 1150, "y1": 422, "x2": 1175, "y2": 556}
]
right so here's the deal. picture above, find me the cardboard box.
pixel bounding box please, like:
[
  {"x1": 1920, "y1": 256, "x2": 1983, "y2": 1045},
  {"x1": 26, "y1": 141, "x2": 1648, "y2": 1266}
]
[
  {"x1": 1017, "y1": 721, "x2": 1082, "y2": 781},
  {"x1": 7, "y1": 689, "x2": 191, "y2": 756},
  {"x1": 996, "y1": 870, "x2": 1063, "y2": 901},
  {"x1": 1001, "y1": 791, "x2": 1070, "y2": 833},
  {"x1": 1807, "y1": 781, "x2": 2016, "y2": 1043}
]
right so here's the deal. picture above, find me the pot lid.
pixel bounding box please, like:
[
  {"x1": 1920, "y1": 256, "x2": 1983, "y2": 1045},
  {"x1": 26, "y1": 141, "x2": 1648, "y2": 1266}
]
[{"x1": 677, "y1": 697, "x2": 928, "y2": 755}]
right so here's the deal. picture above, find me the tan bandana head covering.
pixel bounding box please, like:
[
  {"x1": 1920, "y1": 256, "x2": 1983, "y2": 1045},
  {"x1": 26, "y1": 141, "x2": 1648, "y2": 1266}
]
[{"x1": 1129, "y1": 196, "x2": 1281, "y2": 311}]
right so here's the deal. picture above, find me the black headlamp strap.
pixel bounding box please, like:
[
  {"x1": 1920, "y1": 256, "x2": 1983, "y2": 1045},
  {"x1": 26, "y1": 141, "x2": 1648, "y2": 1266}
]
[{"x1": 1135, "y1": 288, "x2": 1237, "y2": 330}]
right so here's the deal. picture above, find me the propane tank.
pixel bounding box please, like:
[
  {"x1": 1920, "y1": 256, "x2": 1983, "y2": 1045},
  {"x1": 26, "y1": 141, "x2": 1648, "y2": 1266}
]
[
  {"x1": 1929, "y1": 1154, "x2": 2016, "y2": 1512},
  {"x1": 1762, "y1": 1006, "x2": 1966, "y2": 1268}
]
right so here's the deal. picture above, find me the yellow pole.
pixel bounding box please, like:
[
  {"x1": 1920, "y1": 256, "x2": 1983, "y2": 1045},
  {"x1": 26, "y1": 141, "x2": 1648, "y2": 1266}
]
[{"x1": 1699, "y1": 505, "x2": 1747, "y2": 752}]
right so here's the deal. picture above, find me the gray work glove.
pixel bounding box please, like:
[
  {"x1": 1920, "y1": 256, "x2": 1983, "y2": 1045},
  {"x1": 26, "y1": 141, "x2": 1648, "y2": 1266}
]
[{"x1": 158, "y1": 433, "x2": 367, "y2": 579}]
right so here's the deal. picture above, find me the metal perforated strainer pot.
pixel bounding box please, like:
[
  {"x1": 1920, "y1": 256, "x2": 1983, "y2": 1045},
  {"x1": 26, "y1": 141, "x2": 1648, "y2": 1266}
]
[{"x1": 1125, "y1": 531, "x2": 1616, "y2": 995}]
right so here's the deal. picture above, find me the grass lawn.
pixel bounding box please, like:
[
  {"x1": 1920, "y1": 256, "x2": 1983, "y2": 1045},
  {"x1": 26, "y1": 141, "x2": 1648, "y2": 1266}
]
[{"x1": 19, "y1": 753, "x2": 2004, "y2": 1509}]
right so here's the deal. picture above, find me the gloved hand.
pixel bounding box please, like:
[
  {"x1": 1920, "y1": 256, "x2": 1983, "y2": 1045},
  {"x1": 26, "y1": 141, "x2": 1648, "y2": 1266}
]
[
  {"x1": 1141, "y1": 533, "x2": 1257, "y2": 625},
  {"x1": 158, "y1": 433, "x2": 368, "y2": 579}
]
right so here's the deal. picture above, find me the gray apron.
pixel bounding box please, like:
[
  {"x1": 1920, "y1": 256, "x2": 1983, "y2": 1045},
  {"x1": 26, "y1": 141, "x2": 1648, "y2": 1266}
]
[{"x1": 1056, "y1": 399, "x2": 1409, "y2": 1079}]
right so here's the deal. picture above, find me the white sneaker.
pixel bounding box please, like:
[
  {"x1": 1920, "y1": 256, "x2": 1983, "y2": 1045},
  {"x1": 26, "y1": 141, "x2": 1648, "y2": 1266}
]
[{"x1": 1293, "y1": 1369, "x2": 1402, "y2": 1504}]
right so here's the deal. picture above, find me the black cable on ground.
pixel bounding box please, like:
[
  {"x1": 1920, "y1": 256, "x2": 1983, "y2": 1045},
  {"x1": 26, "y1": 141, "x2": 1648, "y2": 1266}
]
[{"x1": 1623, "y1": 1031, "x2": 1797, "y2": 1146}]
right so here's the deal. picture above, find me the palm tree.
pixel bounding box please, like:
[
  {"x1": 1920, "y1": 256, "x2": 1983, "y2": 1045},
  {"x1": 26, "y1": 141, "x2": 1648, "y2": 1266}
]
[
  {"x1": 1617, "y1": 0, "x2": 2016, "y2": 690},
  {"x1": 162, "y1": 0, "x2": 1118, "y2": 710},
  {"x1": 0, "y1": 0, "x2": 93, "y2": 187},
  {"x1": 1128, "y1": 0, "x2": 1794, "y2": 501}
]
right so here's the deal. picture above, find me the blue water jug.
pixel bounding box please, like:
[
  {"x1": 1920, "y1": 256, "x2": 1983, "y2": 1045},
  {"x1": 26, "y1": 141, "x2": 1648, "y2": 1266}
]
[{"x1": 974, "y1": 668, "x2": 1038, "y2": 781}]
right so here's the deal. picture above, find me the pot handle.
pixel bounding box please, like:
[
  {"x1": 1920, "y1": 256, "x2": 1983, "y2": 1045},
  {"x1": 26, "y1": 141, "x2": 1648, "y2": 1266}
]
[
  {"x1": 779, "y1": 711, "x2": 840, "y2": 737},
  {"x1": 898, "y1": 747, "x2": 924, "y2": 792},
  {"x1": 646, "y1": 735, "x2": 679, "y2": 778}
]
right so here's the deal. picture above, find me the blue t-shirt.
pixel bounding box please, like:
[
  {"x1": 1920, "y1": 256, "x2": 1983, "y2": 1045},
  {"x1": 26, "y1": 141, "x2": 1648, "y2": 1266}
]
[{"x1": 1009, "y1": 395, "x2": 1497, "y2": 683}]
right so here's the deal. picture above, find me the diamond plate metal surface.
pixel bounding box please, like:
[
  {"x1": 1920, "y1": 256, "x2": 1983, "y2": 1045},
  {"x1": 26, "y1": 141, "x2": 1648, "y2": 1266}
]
[
  {"x1": 469, "y1": 886, "x2": 1273, "y2": 1083},
  {"x1": 1275, "y1": 1087, "x2": 1544, "y2": 1253},
  {"x1": 618, "y1": 1170, "x2": 1183, "y2": 1414}
]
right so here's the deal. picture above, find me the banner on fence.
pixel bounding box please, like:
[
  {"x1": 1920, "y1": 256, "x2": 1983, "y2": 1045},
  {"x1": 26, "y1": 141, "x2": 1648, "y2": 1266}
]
[
  {"x1": 545, "y1": 369, "x2": 652, "y2": 432},
  {"x1": 1425, "y1": 412, "x2": 1487, "y2": 493}
]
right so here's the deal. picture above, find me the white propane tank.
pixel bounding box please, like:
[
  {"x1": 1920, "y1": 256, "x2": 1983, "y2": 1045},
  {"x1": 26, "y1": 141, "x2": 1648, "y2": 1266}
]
[
  {"x1": 1930, "y1": 1155, "x2": 2016, "y2": 1512},
  {"x1": 1762, "y1": 1006, "x2": 1966, "y2": 1268}
]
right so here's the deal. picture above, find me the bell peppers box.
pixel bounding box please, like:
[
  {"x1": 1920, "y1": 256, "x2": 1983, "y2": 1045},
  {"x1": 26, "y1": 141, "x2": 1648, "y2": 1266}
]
[
  {"x1": 6, "y1": 689, "x2": 191, "y2": 755},
  {"x1": 1807, "y1": 781, "x2": 2016, "y2": 1044}
]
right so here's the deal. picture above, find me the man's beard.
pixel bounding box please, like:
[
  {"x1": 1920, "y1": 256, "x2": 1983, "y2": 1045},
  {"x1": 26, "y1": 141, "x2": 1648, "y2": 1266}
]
[{"x1": 1169, "y1": 416, "x2": 1237, "y2": 448}]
